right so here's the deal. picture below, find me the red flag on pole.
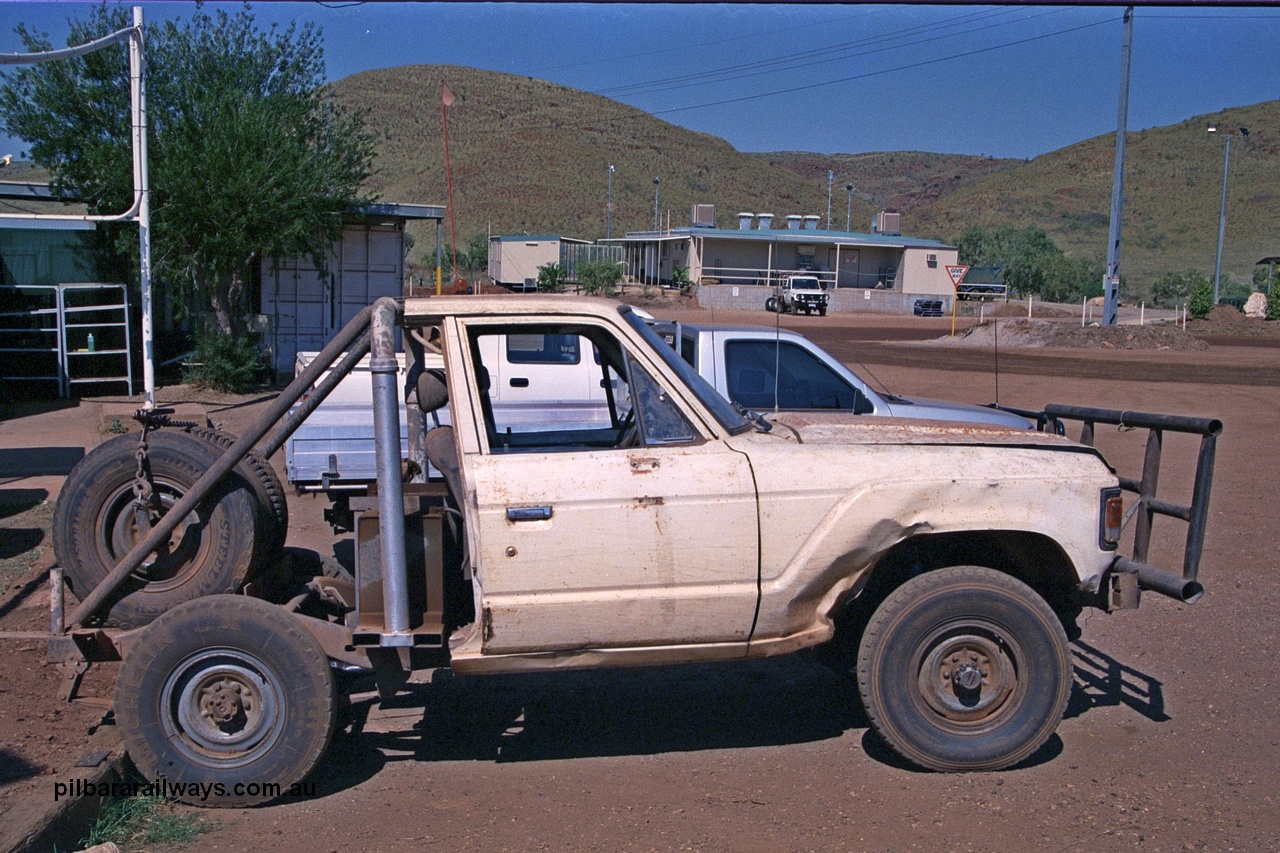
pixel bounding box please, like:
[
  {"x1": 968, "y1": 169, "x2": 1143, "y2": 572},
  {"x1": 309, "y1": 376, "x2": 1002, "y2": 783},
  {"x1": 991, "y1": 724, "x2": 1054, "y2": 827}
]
[{"x1": 441, "y1": 81, "x2": 456, "y2": 108}]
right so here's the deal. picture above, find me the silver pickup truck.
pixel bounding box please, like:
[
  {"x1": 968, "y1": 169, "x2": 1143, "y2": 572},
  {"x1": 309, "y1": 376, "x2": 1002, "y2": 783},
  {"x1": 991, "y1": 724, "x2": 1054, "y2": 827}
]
[{"x1": 49, "y1": 296, "x2": 1219, "y2": 807}]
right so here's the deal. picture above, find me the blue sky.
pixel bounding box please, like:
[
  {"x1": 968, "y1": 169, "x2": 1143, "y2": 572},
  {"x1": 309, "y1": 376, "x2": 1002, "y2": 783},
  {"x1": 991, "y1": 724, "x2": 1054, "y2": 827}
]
[{"x1": 1, "y1": 3, "x2": 1277, "y2": 161}]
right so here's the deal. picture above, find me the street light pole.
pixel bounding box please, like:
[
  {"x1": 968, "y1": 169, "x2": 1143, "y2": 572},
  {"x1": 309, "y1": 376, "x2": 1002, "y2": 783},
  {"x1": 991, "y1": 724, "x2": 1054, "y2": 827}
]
[
  {"x1": 826, "y1": 170, "x2": 834, "y2": 229},
  {"x1": 653, "y1": 176, "x2": 660, "y2": 231},
  {"x1": 606, "y1": 163, "x2": 615, "y2": 240},
  {"x1": 1209, "y1": 125, "x2": 1248, "y2": 305},
  {"x1": 845, "y1": 183, "x2": 854, "y2": 232}
]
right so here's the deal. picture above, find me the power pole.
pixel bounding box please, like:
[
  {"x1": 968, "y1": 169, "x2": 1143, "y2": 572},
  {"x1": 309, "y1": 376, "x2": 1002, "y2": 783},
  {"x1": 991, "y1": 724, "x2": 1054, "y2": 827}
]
[{"x1": 1102, "y1": 6, "x2": 1133, "y2": 326}]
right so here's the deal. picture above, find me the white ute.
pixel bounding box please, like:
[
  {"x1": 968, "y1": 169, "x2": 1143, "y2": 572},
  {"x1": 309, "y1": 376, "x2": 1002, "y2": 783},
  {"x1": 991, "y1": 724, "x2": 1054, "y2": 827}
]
[{"x1": 48, "y1": 296, "x2": 1220, "y2": 805}]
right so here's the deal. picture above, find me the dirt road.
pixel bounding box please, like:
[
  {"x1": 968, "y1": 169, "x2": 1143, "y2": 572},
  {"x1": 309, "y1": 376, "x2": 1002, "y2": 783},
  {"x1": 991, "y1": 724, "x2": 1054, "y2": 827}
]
[{"x1": 3, "y1": 307, "x2": 1278, "y2": 851}]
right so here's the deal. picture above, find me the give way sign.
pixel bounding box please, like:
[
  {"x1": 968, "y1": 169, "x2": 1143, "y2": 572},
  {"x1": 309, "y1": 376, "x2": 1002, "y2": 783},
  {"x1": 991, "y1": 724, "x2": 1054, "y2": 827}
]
[{"x1": 945, "y1": 265, "x2": 970, "y2": 287}]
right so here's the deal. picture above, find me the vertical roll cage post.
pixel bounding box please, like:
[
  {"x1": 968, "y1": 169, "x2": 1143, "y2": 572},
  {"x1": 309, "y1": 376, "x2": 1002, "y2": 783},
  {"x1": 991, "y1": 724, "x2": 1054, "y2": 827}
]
[
  {"x1": 1040, "y1": 404, "x2": 1222, "y2": 601},
  {"x1": 0, "y1": 7, "x2": 156, "y2": 405}
]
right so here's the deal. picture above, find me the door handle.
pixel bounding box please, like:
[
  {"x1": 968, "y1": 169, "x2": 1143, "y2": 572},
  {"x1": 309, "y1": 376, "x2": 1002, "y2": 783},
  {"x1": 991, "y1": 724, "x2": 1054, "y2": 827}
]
[
  {"x1": 509, "y1": 377, "x2": 529, "y2": 388},
  {"x1": 507, "y1": 506, "x2": 552, "y2": 522}
]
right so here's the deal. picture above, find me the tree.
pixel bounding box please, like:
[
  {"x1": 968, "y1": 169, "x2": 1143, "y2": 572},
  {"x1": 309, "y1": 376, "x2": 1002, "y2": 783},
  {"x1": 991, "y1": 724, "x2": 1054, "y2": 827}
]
[
  {"x1": 576, "y1": 258, "x2": 622, "y2": 296},
  {"x1": 1151, "y1": 271, "x2": 1195, "y2": 308},
  {"x1": 536, "y1": 262, "x2": 565, "y2": 293},
  {"x1": 0, "y1": 5, "x2": 376, "y2": 338},
  {"x1": 956, "y1": 224, "x2": 1095, "y2": 301},
  {"x1": 1188, "y1": 274, "x2": 1214, "y2": 319}
]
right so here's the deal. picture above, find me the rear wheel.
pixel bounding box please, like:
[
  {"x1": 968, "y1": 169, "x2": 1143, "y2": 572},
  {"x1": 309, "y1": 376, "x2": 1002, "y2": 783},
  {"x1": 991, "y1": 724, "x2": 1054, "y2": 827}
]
[
  {"x1": 115, "y1": 595, "x2": 336, "y2": 807},
  {"x1": 765, "y1": 296, "x2": 779, "y2": 313},
  {"x1": 856, "y1": 566, "x2": 1071, "y2": 772},
  {"x1": 52, "y1": 431, "x2": 258, "y2": 628}
]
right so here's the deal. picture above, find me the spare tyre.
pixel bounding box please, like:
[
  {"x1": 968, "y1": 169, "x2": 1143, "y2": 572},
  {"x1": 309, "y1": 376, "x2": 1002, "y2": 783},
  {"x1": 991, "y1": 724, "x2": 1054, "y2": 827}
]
[
  {"x1": 182, "y1": 426, "x2": 288, "y2": 577},
  {"x1": 52, "y1": 430, "x2": 258, "y2": 628}
]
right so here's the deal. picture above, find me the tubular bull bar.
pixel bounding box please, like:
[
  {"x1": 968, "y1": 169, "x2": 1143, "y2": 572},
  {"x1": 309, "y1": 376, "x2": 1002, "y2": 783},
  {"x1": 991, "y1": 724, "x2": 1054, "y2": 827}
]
[{"x1": 1040, "y1": 404, "x2": 1222, "y2": 606}]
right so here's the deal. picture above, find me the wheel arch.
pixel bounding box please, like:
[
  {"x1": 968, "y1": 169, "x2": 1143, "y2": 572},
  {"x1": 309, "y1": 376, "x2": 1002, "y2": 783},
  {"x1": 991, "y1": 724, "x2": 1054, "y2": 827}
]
[{"x1": 850, "y1": 529, "x2": 1083, "y2": 634}]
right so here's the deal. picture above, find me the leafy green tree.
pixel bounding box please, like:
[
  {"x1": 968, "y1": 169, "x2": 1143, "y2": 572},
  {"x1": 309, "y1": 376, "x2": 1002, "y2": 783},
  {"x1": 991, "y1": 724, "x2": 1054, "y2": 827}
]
[
  {"x1": 1039, "y1": 254, "x2": 1101, "y2": 304},
  {"x1": 576, "y1": 258, "x2": 622, "y2": 296},
  {"x1": 1151, "y1": 271, "x2": 1195, "y2": 308},
  {"x1": 460, "y1": 233, "x2": 489, "y2": 273},
  {"x1": 537, "y1": 262, "x2": 565, "y2": 293},
  {"x1": 957, "y1": 224, "x2": 1057, "y2": 298},
  {"x1": 0, "y1": 5, "x2": 375, "y2": 338},
  {"x1": 1188, "y1": 274, "x2": 1214, "y2": 319}
]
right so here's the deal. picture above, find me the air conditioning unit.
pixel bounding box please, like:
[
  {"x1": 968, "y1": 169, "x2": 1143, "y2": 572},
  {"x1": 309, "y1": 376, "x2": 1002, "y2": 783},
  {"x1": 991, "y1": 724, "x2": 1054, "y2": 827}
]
[
  {"x1": 926, "y1": 253, "x2": 938, "y2": 264},
  {"x1": 872, "y1": 210, "x2": 902, "y2": 236}
]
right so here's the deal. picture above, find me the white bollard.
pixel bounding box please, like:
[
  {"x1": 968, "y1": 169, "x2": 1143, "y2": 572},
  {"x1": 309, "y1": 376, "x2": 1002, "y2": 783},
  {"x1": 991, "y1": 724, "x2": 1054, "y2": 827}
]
[
  {"x1": 1140, "y1": 302, "x2": 1145, "y2": 326},
  {"x1": 1028, "y1": 295, "x2": 1033, "y2": 319}
]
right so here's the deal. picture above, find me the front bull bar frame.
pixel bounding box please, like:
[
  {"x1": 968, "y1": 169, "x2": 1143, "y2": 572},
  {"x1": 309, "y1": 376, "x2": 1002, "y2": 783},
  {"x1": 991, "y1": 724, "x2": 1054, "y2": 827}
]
[{"x1": 1041, "y1": 404, "x2": 1222, "y2": 604}]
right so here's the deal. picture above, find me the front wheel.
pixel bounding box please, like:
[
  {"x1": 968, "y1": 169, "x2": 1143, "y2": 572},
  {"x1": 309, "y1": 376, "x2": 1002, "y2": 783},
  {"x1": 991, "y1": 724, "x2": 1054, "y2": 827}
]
[
  {"x1": 856, "y1": 566, "x2": 1071, "y2": 772},
  {"x1": 115, "y1": 595, "x2": 336, "y2": 807}
]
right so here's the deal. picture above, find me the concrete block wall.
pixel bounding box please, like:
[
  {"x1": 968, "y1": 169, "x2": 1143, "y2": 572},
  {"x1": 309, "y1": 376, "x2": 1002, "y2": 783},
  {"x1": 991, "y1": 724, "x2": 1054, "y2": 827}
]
[{"x1": 695, "y1": 284, "x2": 953, "y2": 315}]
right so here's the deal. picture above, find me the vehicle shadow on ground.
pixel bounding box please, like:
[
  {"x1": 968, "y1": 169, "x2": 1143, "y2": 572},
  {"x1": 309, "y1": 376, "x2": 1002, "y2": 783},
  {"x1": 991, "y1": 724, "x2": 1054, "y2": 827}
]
[
  {"x1": 302, "y1": 656, "x2": 865, "y2": 798},
  {"x1": 297, "y1": 637, "x2": 1168, "y2": 800},
  {"x1": 1065, "y1": 640, "x2": 1168, "y2": 723}
]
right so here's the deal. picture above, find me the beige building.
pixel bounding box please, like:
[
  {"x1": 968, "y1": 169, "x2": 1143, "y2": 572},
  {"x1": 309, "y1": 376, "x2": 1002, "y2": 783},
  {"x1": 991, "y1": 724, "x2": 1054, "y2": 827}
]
[{"x1": 606, "y1": 208, "x2": 962, "y2": 312}]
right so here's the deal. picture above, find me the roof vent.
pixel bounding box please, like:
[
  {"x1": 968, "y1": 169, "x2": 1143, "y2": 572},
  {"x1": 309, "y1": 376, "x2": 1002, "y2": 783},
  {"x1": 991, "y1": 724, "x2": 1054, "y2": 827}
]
[
  {"x1": 786, "y1": 214, "x2": 803, "y2": 230},
  {"x1": 738, "y1": 212, "x2": 754, "y2": 230},
  {"x1": 803, "y1": 215, "x2": 820, "y2": 230},
  {"x1": 757, "y1": 213, "x2": 774, "y2": 230}
]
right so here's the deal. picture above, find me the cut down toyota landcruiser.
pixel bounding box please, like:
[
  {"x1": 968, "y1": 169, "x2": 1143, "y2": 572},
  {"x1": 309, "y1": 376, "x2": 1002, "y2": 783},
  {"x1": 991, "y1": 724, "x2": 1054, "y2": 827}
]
[{"x1": 47, "y1": 296, "x2": 1220, "y2": 806}]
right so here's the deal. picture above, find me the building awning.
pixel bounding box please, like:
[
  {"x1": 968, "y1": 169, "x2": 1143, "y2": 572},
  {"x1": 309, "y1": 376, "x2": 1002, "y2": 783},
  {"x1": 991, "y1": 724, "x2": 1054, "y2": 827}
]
[{"x1": 353, "y1": 202, "x2": 445, "y2": 222}]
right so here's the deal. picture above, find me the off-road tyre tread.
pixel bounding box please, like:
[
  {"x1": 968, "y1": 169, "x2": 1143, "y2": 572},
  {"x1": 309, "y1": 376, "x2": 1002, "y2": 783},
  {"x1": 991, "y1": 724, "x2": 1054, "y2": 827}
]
[
  {"x1": 115, "y1": 595, "x2": 336, "y2": 807},
  {"x1": 51, "y1": 431, "x2": 258, "y2": 628},
  {"x1": 856, "y1": 565, "x2": 1071, "y2": 772}
]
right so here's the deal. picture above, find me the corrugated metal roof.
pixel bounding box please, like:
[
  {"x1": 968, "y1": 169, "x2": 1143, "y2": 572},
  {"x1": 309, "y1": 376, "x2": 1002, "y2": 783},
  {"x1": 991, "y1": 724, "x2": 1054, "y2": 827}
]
[
  {"x1": 611, "y1": 226, "x2": 953, "y2": 250},
  {"x1": 491, "y1": 234, "x2": 592, "y2": 244}
]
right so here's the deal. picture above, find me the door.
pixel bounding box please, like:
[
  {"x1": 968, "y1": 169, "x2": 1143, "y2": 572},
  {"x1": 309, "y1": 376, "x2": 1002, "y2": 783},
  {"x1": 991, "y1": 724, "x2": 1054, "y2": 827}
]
[{"x1": 458, "y1": 320, "x2": 760, "y2": 654}]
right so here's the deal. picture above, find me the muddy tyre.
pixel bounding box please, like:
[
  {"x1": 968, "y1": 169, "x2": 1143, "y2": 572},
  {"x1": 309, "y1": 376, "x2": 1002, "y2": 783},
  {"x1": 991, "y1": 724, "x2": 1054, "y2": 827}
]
[
  {"x1": 765, "y1": 296, "x2": 779, "y2": 313},
  {"x1": 183, "y1": 427, "x2": 288, "y2": 575},
  {"x1": 115, "y1": 595, "x2": 336, "y2": 807},
  {"x1": 856, "y1": 566, "x2": 1071, "y2": 772},
  {"x1": 51, "y1": 431, "x2": 258, "y2": 628}
]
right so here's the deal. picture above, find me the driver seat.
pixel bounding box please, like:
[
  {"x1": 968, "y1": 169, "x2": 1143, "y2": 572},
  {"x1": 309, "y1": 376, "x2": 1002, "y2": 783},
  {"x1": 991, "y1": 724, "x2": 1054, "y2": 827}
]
[{"x1": 416, "y1": 370, "x2": 464, "y2": 510}]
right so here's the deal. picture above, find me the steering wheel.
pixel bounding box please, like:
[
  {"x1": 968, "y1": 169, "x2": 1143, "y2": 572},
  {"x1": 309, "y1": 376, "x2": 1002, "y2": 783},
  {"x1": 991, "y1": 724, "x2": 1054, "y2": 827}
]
[{"x1": 616, "y1": 407, "x2": 640, "y2": 447}]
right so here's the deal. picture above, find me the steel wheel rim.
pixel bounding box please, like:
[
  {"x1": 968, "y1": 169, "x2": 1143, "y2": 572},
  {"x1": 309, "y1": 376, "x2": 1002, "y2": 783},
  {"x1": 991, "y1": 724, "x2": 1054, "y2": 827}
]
[
  {"x1": 913, "y1": 621, "x2": 1025, "y2": 729},
  {"x1": 94, "y1": 479, "x2": 210, "y2": 588},
  {"x1": 161, "y1": 648, "x2": 284, "y2": 768}
]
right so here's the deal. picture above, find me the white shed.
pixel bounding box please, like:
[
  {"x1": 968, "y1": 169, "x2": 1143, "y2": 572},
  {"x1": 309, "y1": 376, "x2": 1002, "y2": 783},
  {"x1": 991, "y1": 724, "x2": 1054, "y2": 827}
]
[{"x1": 260, "y1": 203, "x2": 443, "y2": 375}]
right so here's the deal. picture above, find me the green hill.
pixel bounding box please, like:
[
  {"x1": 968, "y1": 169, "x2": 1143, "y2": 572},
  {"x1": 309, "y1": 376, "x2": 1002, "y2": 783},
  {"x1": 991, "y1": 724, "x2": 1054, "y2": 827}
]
[
  {"x1": 332, "y1": 65, "x2": 881, "y2": 257},
  {"x1": 341, "y1": 66, "x2": 1280, "y2": 291},
  {"x1": 911, "y1": 101, "x2": 1280, "y2": 288}
]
